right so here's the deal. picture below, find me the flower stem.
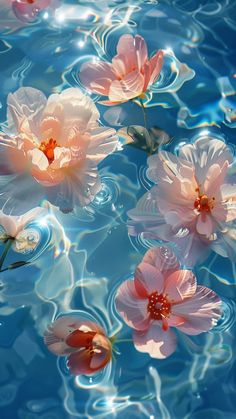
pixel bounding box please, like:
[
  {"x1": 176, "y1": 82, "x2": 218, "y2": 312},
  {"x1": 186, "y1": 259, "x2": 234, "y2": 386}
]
[
  {"x1": 139, "y1": 98, "x2": 148, "y2": 131},
  {"x1": 0, "y1": 239, "x2": 13, "y2": 271},
  {"x1": 115, "y1": 338, "x2": 133, "y2": 344}
]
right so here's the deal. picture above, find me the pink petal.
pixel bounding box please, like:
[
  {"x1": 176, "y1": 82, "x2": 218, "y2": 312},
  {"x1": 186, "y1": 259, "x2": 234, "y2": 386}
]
[
  {"x1": 12, "y1": 0, "x2": 53, "y2": 22},
  {"x1": 40, "y1": 116, "x2": 62, "y2": 144},
  {"x1": 134, "y1": 262, "x2": 164, "y2": 296},
  {"x1": 196, "y1": 213, "x2": 214, "y2": 237},
  {"x1": 28, "y1": 148, "x2": 49, "y2": 171},
  {"x1": 79, "y1": 61, "x2": 116, "y2": 95},
  {"x1": 44, "y1": 335, "x2": 74, "y2": 356},
  {"x1": 203, "y1": 162, "x2": 228, "y2": 198},
  {"x1": 164, "y1": 270, "x2": 197, "y2": 303},
  {"x1": 179, "y1": 137, "x2": 233, "y2": 186},
  {"x1": 50, "y1": 147, "x2": 72, "y2": 169},
  {"x1": 143, "y1": 50, "x2": 163, "y2": 91},
  {"x1": 149, "y1": 50, "x2": 164, "y2": 85},
  {"x1": 49, "y1": 316, "x2": 104, "y2": 340},
  {"x1": 172, "y1": 285, "x2": 222, "y2": 335},
  {"x1": 116, "y1": 34, "x2": 148, "y2": 73},
  {"x1": 133, "y1": 323, "x2": 176, "y2": 359},
  {"x1": 108, "y1": 70, "x2": 144, "y2": 103},
  {"x1": 142, "y1": 246, "x2": 180, "y2": 277},
  {"x1": 115, "y1": 280, "x2": 149, "y2": 330}
]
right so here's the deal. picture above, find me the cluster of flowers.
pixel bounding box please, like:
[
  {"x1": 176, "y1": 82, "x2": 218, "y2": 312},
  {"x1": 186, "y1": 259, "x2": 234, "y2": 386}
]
[{"x1": 0, "y1": 31, "x2": 235, "y2": 377}]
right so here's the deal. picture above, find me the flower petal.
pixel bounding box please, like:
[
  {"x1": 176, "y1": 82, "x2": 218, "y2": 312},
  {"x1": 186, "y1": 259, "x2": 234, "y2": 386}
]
[
  {"x1": 164, "y1": 270, "x2": 197, "y2": 303},
  {"x1": 50, "y1": 147, "x2": 72, "y2": 169},
  {"x1": 28, "y1": 148, "x2": 49, "y2": 171},
  {"x1": 108, "y1": 70, "x2": 144, "y2": 103},
  {"x1": 133, "y1": 323, "x2": 177, "y2": 359},
  {"x1": 172, "y1": 286, "x2": 222, "y2": 335},
  {"x1": 48, "y1": 316, "x2": 104, "y2": 340},
  {"x1": 179, "y1": 136, "x2": 233, "y2": 186},
  {"x1": 115, "y1": 280, "x2": 149, "y2": 330},
  {"x1": 116, "y1": 34, "x2": 148, "y2": 73},
  {"x1": 79, "y1": 61, "x2": 117, "y2": 96},
  {"x1": 196, "y1": 214, "x2": 214, "y2": 237},
  {"x1": 134, "y1": 262, "x2": 165, "y2": 296},
  {"x1": 142, "y1": 247, "x2": 180, "y2": 276},
  {"x1": 7, "y1": 87, "x2": 47, "y2": 136}
]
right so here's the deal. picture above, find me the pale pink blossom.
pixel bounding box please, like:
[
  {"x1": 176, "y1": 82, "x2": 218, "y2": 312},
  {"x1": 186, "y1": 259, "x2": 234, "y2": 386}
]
[
  {"x1": 79, "y1": 34, "x2": 164, "y2": 105},
  {"x1": 0, "y1": 87, "x2": 117, "y2": 213},
  {"x1": 44, "y1": 316, "x2": 112, "y2": 375},
  {"x1": 12, "y1": 0, "x2": 59, "y2": 22},
  {"x1": 128, "y1": 136, "x2": 236, "y2": 266},
  {"x1": 116, "y1": 247, "x2": 221, "y2": 359}
]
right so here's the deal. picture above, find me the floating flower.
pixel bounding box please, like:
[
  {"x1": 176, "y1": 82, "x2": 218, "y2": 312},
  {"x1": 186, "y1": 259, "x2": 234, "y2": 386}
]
[
  {"x1": 116, "y1": 246, "x2": 221, "y2": 359},
  {"x1": 128, "y1": 136, "x2": 236, "y2": 266},
  {"x1": 44, "y1": 316, "x2": 112, "y2": 375},
  {"x1": 0, "y1": 87, "x2": 117, "y2": 213},
  {"x1": 11, "y1": 0, "x2": 59, "y2": 22},
  {"x1": 79, "y1": 34, "x2": 163, "y2": 106}
]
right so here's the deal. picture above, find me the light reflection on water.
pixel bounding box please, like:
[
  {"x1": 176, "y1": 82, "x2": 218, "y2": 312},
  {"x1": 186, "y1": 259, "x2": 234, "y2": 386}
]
[{"x1": 0, "y1": 0, "x2": 236, "y2": 418}]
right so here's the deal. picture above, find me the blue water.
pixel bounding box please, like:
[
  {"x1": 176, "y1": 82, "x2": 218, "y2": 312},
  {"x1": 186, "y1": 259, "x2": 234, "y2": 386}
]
[{"x1": 0, "y1": 0, "x2": 236, "y2": 418}]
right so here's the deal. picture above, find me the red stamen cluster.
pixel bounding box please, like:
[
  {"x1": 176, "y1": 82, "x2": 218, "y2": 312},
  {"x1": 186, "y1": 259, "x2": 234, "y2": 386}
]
[
  {"x1": 194, "y1": 188, "x2": 215, "y2": 213},
  {"x1": 39, "y1": 138, "x2": 59, "y2": 164},
  {"x1": 147, "y1": 291, "x2": 171, "y2": 321}
]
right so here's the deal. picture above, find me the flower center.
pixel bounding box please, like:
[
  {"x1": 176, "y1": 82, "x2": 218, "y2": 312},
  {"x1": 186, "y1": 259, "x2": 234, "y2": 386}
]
[
  {"x1": 147, "y1": 291, "x2": 171, "y2": 321},
  {"x1": 194, "y1": 188, "x2": 215, "y2": 213},
  {"x1": 26, "y1": 0, "x2": 35, "y2": 3},
  {"x1": 39, "y1": 138, "x2": 60, "y2": 164}
]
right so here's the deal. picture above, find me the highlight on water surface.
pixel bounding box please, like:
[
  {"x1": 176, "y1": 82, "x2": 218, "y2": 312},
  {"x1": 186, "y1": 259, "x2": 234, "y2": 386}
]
[
  {"x1": 115, "y1": 246, "x2": 222, "y2": 359},
  {"x1": 44, "y1": 315, "x2": 112, "y2": 376}
]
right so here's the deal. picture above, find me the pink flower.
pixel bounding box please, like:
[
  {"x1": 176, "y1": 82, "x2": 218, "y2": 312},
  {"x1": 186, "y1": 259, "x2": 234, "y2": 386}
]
[
  {"x1": 44, "y1": 316, "x2": 112, "y2": 375},
  {"x1": 128, "y1": 136, "x2": 236, "y2": 266},
  {"x1": 12, "y1": 0, "x2": 59, "y2": 22},
  {"x1": 115, "y1": 247, "x2": 221, "y2": 359},
  {"x1": 0, "y1": 87, "x2": 117, "y2": 212},
  {"x1": 79, "y1": 34, "x2": 163, "y2": 105}
]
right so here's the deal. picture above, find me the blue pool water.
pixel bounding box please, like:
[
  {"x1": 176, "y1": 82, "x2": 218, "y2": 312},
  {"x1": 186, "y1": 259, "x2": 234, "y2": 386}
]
[{"x1": 0, "y1": 0, "x2": 236, "y2": 418}]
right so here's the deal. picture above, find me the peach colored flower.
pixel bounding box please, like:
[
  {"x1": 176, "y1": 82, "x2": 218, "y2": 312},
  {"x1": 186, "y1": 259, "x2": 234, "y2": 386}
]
[
  {"x1": 128, "y1": 136, "x2": 236, "y2": 266},
  {"x1": 44, "y1": 316, "x2": 112, "y2": 375},
  {"x1": 0, "y1": 87, "x2": 117, "y2": 212},
  {"x1": 116, "y1": 247, "x2": 221, "y2": 359},
  {"x1": 79, "y1": 34, "x2": 163, "y2": 105},
  {"x1": 12, "y1": 0, "x2": 59, "y2": 22},
  {"x1": 0, "y1": 207, "x2": 45, "y2": 253}
]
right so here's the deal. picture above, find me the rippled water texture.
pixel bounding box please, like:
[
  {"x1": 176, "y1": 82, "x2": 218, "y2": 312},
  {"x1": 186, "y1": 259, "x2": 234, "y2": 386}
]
[{"x1": 0, "y1": 0, "x2": 236, "y2": 418}]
